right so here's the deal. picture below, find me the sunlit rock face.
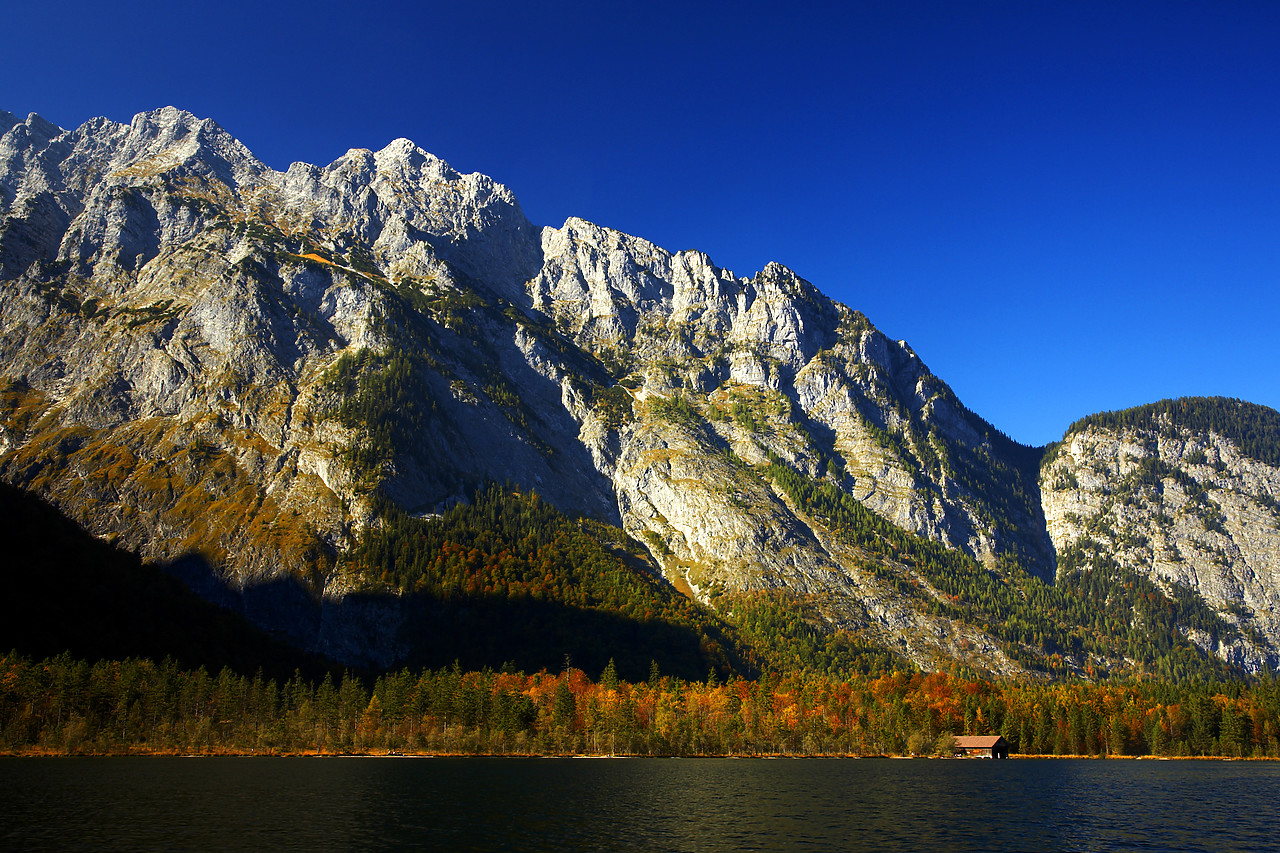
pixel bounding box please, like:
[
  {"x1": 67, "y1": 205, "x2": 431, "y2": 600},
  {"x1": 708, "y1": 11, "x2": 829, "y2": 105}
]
[
  {"x1": 1041, "y1": 414, "x2": 1280, "y2": 672},
  {"x1": 5, "y1": 106, "x2": 1279, "y2": 676}
]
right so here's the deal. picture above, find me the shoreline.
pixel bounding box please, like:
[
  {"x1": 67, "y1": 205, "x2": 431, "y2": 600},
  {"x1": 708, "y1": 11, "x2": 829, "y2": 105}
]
[{"x1": 2, "y1": 748, "x2": 1273, "y2": 760}]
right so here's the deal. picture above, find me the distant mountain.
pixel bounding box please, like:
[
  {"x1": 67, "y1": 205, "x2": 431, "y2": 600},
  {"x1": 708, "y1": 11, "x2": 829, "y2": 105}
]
[{"x1": 2, "y1": 107, "x2": 1277, "y2": 679}]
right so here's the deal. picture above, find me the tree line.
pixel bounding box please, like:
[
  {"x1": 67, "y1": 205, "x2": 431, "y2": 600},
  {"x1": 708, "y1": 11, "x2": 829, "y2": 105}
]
[{"x1": 4, "y1": 651, "x2": 1278, "y2": 758}]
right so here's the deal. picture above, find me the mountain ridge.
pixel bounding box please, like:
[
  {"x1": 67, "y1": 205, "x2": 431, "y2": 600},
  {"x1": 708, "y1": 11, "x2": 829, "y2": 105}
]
[{"x1": 2, "y1": 106, "x2": 1278, "y2": 679}]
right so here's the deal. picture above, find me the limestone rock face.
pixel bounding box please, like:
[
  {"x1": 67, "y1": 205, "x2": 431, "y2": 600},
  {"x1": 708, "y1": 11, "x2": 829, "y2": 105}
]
[
  {"x1": 1041, "y1": 415, "x2": 1280, "y2": 671},
  {"x1": 6, "y1": 106, "x2": 1279, "y2": 677},
  {"x1": 531, "y1": 215, "x2": 1052, "y2": 578},
  {"x1": 0, "y1": 107, "x2": 1050, "y2": 673}
]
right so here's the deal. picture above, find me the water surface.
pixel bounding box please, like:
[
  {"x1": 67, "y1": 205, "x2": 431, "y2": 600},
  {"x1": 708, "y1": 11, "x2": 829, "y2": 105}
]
[{"x1": 2, "y1": 757, "x2": 1277, "y2": 851}]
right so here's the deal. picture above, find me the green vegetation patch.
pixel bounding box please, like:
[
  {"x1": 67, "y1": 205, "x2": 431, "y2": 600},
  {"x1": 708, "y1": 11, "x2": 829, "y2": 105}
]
[
  {"x1": 324, "y1": 348, "x2": 434, "y2": 486},
  {"x1": 648, "y1": 392, "x2": 702, "y2": 427},
  {"x1": 722, "y1": 590, "x2": 902, "y2": 677},
  {"x1": 587, "y1": 384, "x2": 634, "y2": 430}
]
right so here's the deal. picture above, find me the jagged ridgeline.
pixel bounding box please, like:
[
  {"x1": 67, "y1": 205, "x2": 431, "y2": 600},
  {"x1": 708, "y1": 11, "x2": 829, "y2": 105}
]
[{"x1": 2, "y1": 106, "x2": 1279, "y2": 680}]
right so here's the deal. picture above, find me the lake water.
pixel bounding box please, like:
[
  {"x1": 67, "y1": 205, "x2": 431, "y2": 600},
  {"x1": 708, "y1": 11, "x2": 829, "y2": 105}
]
[{"x1": 2, "y1": 756, "x2": 1278, "y2": 851}]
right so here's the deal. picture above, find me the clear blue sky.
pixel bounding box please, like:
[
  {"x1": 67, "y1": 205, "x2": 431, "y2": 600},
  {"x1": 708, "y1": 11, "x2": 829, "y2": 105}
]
[{"x1": 5, "y1": 1, "x2": 1278, "y2": 446}]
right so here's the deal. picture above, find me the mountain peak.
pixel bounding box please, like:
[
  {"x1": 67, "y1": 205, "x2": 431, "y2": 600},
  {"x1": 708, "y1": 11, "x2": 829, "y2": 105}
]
[
  {"x1": 375, "y1": 136, "x2": 428, "y2": 161},
  {"x1": 0, "y1": 111, "x2": 63, "y2": 146},
  {"x1": 24, "y1": 112, "x2": 62, "y2": 139},
  {"x1": 104, "y1": 107, "x2": 266, "y2": 188},
  {"x1": 373, "y1": 138, "x2": 458, "y2": 183},
  {"x1": 126, "y1": 105, "x2": 205, "y2": 142}
]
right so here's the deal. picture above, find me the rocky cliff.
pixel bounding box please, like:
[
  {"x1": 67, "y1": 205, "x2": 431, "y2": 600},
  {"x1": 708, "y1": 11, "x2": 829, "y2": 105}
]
[
  {"x1": 1041, "y1": 399, "x2": 1280, "y2": 672},
  {"x1": 2, "y1": 106, "x2": 1277, "y2": 677}
]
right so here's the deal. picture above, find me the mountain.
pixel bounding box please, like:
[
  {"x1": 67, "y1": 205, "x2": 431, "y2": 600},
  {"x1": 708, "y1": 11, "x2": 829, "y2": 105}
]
[
  {"x1": 1041, "y1": 398, "x2": 1280, "y2": 672},
  {"x1": 1, "y1": 106, "x2": 1277, "y2": 679}
]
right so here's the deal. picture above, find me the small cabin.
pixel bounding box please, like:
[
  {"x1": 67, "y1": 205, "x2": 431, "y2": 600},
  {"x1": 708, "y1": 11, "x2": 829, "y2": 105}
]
[{"x1": 952, "y1": 735, "x2": 1009, "y2": 759}]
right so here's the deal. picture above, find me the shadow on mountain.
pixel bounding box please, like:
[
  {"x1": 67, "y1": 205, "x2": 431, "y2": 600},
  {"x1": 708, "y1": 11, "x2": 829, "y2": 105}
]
[
  {"x1": 397, "y1": 594, "x2": 711, "y2": 683},
  {"x1": 167, "y1": 559, "x2": 716, "y2": 683},
  {"x1": 0, "y1": 483, "x2": 337, "y2": 681},
  {"x1": 2, "y1": 483, "x2": 719, "y2": 683}
]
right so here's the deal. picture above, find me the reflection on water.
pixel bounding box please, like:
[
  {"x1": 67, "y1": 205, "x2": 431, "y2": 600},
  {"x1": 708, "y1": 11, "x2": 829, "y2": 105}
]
[{"x1": 3, "y1": 757, "x2": 1278, "y2": 852}]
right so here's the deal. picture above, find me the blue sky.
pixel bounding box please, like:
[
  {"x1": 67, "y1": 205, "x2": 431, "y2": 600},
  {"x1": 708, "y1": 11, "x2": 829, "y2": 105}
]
[{"x1": 5, "y1": 1, "x2": 1278, "y2": 446}]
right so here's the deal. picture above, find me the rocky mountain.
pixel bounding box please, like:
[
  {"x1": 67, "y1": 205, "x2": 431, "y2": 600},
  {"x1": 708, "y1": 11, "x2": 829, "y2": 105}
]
[
  {"x1": 1, "y1": 106, "x2": 1277, "y2": 679},
  {"x1": 1041, "y1": 399, "x2": 1280, "y2": 672}
]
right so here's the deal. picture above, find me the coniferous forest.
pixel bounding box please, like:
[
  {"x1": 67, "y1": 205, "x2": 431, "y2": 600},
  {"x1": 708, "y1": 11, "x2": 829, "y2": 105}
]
[{"x1": 4, "y1": 651, "x2": 1279, "y2": 758}]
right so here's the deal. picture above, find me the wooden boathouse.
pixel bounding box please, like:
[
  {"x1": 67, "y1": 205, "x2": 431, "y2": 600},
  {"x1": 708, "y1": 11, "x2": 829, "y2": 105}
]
[{"x1": 952, "y1": 735, "x2": 1010, "y2": 759}]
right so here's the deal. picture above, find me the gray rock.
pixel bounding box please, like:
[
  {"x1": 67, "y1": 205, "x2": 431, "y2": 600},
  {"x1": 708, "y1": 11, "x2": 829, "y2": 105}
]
[{"x1": 1042, "y1": 419, "x2": 1280, "y2": 672}]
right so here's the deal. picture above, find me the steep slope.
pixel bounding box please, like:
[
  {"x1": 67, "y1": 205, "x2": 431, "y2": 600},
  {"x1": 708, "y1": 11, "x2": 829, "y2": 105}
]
[
  {"x1": 1041, "y1": 398, "x2": 1280, "y2": 672},
  {"x1": 1, "y1": 106, "x2": 1273, "y2": 679},
  {"x1": 530, "y1": 218, "x2": 1053, "y2": 580},
  {"x1": 0, "y1": 107, "x2": 1055, "y2": 675}
]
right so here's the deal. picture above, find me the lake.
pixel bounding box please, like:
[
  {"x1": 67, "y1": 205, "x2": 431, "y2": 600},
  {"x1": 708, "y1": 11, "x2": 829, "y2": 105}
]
[{"x1": 2, "y1": 756, "x2": 1278, "y2": 851}]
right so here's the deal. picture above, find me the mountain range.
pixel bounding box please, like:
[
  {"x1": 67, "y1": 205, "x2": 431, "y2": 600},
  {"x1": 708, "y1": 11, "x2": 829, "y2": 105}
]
[{"x1": 3, "y1": 106, "x2": 1278, "y2": 681}]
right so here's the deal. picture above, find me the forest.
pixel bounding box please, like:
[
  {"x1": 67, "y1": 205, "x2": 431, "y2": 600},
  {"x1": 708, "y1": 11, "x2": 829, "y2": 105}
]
[{"x1": 3, "y1": 651, "x2": 1277, "y2": 758}]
